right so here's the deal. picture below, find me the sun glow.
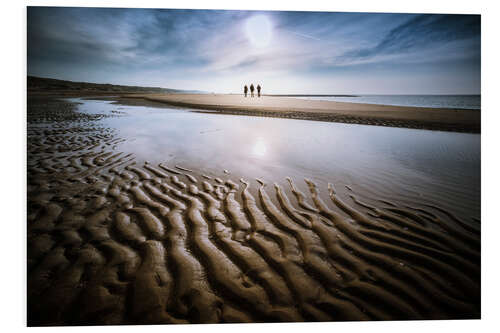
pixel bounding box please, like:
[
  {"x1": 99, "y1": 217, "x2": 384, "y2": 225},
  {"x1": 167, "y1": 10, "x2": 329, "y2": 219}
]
[
  {"x1": 245, "y1": 15, "x2": 273, "y2": 48},
  {"x1": 252, "y1": 138, "x2": 267, "y2": 156}
]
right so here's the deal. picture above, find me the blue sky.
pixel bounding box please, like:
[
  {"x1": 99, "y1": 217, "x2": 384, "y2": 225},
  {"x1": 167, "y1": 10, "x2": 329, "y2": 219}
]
[{"x1": 27, "y1": 7, "x2": 481, "y2": 94}]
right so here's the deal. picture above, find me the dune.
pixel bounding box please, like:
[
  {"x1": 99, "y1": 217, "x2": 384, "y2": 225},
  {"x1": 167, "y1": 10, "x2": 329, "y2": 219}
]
[
  {"x1": 27, "y1": 95, "x2": 480, "y2": 326},
  {"x1": 123, "y1": 93, "x2": 480, "y2": 133}
]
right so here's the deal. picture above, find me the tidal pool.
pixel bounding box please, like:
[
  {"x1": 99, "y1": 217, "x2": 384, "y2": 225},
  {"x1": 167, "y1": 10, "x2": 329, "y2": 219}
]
[{"x1": 70, "y1": 97, "x2": 480, "y2": 222}]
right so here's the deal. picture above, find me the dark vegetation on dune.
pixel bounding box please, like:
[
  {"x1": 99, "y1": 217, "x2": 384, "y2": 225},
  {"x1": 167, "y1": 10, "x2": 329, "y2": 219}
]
[{"x1": 27, "y1": 76, "x2": 192, "y2": 95}]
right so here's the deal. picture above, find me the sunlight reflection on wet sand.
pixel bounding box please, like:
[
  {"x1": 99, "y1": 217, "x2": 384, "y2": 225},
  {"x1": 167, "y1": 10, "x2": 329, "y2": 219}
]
[{"x1": 70, "y1": 97, "x2": 480, "y2": 219}]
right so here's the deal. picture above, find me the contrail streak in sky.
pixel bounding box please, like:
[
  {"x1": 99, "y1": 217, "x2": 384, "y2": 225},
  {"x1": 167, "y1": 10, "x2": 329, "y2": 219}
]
[{"x1": 283, "y1": 29, "x2": 322, "y2": 41}]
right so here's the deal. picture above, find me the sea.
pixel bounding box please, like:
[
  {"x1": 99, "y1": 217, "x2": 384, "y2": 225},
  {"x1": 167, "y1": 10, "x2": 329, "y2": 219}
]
[{"x1": 289, "y1": 95, "x2": 481, "y2": 110}]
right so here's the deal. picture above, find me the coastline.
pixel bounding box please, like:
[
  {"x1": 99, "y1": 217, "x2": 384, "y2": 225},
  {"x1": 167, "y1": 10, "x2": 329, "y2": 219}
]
[
  {"x1": 27, "y1": 94, "x2": 480, "y2": 325},
  {"x1": 122, "y1": 93, "x2": 481, "y2": 133},
  {"x1": 28, "y1": 91, "x2": 481, "y2": 133}
]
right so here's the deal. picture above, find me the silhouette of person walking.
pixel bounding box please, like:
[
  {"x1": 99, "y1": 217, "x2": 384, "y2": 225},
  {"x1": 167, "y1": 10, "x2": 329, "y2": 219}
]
[
  {"x1": 250, "y1": 83, "x2": 255, "y2": 97},
  {"x1": 244, "y1": 85, "x2": 248, "y2": 97},
  {"x1": 257, "y1": 84, "x2": 261, "y2": 97}
]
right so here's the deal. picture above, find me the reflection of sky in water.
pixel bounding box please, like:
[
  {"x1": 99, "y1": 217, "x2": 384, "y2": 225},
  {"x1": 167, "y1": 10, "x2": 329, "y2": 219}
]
[
  {"x1": 252, "y1": 138, "x2": 267, "y2": 157},
  {"x1": 70, "y1": 98, "x2": 480, "y2": 218}
]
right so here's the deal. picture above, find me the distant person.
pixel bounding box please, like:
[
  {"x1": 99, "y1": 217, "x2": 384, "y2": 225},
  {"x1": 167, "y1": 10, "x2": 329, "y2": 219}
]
[
  {"x1": 244, "y1": 85, "x2": 248, "y2": 97},
  {"x1": 250, "y1": 83, "x2": 255, "y2": 97},
  {"x1": 257, "y1": 84, "x2": 261, "y2": 97}
]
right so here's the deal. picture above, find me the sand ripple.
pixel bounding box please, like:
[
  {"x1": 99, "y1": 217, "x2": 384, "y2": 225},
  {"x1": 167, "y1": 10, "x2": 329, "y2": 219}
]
[{"x1": 27, "y1": 97, "x2": 480, "y2": 325}]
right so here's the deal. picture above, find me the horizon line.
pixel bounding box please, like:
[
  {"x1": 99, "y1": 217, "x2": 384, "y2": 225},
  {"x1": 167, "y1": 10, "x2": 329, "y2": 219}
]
[{"x1": 27, "y1": 75, "x2": 481, "y2": 96}]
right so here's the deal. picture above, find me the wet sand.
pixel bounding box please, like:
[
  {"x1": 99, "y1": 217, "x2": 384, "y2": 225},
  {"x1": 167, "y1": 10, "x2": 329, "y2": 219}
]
[
  {"x1": 27, "y1": 95, "x2": 480, "y2": 326},
  {"x1": 125, "y1": 93, "x2": 480, "y2": 133}
]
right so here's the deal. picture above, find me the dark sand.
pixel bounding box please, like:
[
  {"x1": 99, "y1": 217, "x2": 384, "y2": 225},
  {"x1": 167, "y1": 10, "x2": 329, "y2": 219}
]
[{"x1": 27, "y1": 95, "x2": 480, "y2": 326}]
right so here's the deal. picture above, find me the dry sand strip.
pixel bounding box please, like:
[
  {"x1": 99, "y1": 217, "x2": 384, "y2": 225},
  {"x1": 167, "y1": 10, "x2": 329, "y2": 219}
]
[
  {"x1": 123, "y1": 94, "x2": 480, "y2": 133},
  {"x1": 27, "y1": 96, "x2": 480, "y2": 325}
]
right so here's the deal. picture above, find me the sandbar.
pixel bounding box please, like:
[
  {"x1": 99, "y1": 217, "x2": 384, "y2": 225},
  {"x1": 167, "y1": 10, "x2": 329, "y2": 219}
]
[{"x1": 124, "y1": 93, "x2": 480, "y2": 132}]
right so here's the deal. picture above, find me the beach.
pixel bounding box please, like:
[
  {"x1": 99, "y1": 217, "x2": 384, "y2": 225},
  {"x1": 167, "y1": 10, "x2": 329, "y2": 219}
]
[
  {"x1": 122, "y1": 93, "x2": 481, "y2": 133},
  {"x1": 27, "y1": 94, "x2": 480, "y2": 325},
  {"x1": 25, "y1": 6, "x2": 483, "y2": 327}
]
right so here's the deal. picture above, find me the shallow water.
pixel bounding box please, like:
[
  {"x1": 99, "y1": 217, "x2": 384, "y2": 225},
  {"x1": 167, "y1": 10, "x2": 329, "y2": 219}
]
[
  {"x1": 290, "y1": 95, "x2": 481, "y2": 110},
  {"x1": 71, "y1": 97, "x2": 480, "y2": 221},
  {"x1": 27, "y1": 96, "x2": 480, "y2": 324}
]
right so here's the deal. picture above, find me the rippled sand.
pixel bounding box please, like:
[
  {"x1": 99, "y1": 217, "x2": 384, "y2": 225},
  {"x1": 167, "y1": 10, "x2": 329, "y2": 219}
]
[{"x1": 27, "y1": 96, "x2": 480, "y2": 326}]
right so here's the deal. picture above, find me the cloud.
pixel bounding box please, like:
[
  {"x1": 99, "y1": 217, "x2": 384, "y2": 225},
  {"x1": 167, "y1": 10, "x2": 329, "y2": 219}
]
[
  {"x1": 27, "y1": 8, "x2": 481, "y2": 94},
  {"x1": 28, "y1": 8, "x2": 241, "y2": 70},
  {"x1": 336, "y1": 14, "x2": 480, "y2": 65}
]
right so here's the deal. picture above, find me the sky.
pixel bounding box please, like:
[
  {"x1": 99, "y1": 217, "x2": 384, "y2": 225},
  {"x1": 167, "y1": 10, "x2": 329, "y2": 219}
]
[{"x1": 27, "y1": 7, "x2": 481, "y2": 94}]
